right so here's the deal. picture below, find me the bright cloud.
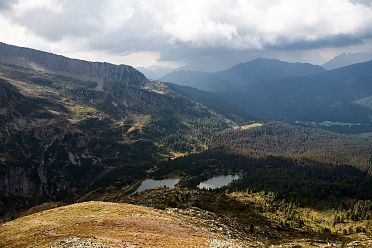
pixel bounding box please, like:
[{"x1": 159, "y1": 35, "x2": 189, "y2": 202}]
[{"x1": 0, "y1": 0, "x2": 371, "y2": 68}]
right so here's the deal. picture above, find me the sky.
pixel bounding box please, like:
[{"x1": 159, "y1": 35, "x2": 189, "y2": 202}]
[{"x1": 0, "y1": 0, "x2": 372, "y2": 71}]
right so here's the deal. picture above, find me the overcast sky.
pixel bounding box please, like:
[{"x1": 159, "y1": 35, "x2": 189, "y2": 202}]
[{"x1": 1, "y1": 0, "x2": 372, "y2": 71}]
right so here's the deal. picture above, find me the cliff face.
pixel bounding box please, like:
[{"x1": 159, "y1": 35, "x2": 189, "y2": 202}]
[
  {"x1": 0, "y1": 42, "x2": 147, "y2": 91},
  {"x1": 0, "y1": 166, "x2": 39, "y2": 198}
]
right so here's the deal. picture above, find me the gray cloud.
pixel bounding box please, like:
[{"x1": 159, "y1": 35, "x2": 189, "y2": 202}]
[
  {"x1": 13, "y1": 1, "x2": 106, "y2": 41},
  {"x1": 1, "y1": 0, "x2": 372, "y2": 69},
  {"x1": 0, "y1": 0, "x2": 16, "y2": 10},
  {"x1": 266, "y1": 35, "x2": 371, "y2": 51},
  {"x1": 351, "y1": 0, "x2": 372, "y2": 6}
]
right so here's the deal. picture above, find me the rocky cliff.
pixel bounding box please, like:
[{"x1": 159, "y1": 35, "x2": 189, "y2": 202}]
[{"x1": 0, "y1": 42, "x2": 147, "y2": 91}]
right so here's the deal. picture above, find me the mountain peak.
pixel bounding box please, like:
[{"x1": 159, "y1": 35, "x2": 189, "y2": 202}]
[
  {"x1": 254, "y1": 57, "x2": 279, "y2": 61},
  {"x1": 245, "y1": 57, "x2": 282, "y2": 64},
  {"x1": 160, "y1": 57, "x2": 325, "y2": 92},
  {"x1": 224, "y1": 57, "x2": 324, "y2": 79},
  {"x1": 323, "y1": 52, "x2": 372, "y2": 70}
]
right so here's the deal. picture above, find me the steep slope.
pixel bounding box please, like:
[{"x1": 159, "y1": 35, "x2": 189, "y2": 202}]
[
  {"x1": 0, "y1": 43, "x2": 236, "y2": 219},
  {"x1": 0, "y1": 78, "x2": 44, "y2": 122},
  {"x1": 161, "y1": 58, "x2": 325, "y2": 92},
  {"x1": 0, "y1": 71, "x2": 153, "y2": 219},
  {"x1": 323, "y1": 52, "x2": 372, "y2": 70},
  {"x1": 166, "y1": 82, "x2": 252, "y2": 121}
]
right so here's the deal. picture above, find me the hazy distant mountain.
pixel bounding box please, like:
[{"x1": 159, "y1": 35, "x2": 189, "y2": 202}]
[
  {"x1": 166, "y1": 83, "x2": 252, "y2": 121},
  {"x1": 161, "y1": 58, "x2": 325, "y2": 92},
  {"x1": 323, "y1": 52, "x2": 372, "y2": 70},
  {"x1": 136, "y1": 65, "x2": 174, "y2": 80},
  {"x1": 162, "y1": 57, "x2": 372, "y2": 123},
  {"x1": 238, "y1": 60, "x2": 372, "y2": 123},
  {"x1": 161, "y1": 70, "x2": 212, "y2": 90}
]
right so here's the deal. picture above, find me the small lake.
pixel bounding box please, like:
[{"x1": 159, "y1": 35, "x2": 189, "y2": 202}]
[
  {"x1": 134, "y1": 179, "x2": 179, "y2": 193},
  {"x1": 198, "y1": 175, "x2": 239, "y2": 190}
]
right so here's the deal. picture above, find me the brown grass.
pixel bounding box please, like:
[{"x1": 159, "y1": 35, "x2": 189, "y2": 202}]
[{"x1": 0, "y1": 201, "x2": 231, "y2": 248}]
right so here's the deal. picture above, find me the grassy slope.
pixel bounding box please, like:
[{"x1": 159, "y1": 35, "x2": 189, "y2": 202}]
[
  {"x1": 0, "y1": 201, "x2": 251, "y2": 248},
  {"x1": 76, "y1": 187, "x2": 372, "y2": 247}
]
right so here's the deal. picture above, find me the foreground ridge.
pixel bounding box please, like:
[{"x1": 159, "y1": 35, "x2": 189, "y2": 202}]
[{"x1": 0, "y1": 201, "x2": 253, "y2": 248}]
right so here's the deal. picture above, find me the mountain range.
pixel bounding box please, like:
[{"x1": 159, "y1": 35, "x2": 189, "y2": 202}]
[
  {"x1": 323, "y1": 52, "x2": 372, "y2": 70},
  {"x1": 0, "y1": 42, "x2": 242, "y2": 218},
  {"x1": 161, "y1": 57, "x2": 372, "y2": 125},
  {"x1": 161, "y1": 58, "x2": 325, "y2": 92},
  {"x1": 1, "y1": 42, "x2": 372, "y2": 246},
  {"x1": 1, "y1": 42, "x2": 372, "y2": 215}
]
